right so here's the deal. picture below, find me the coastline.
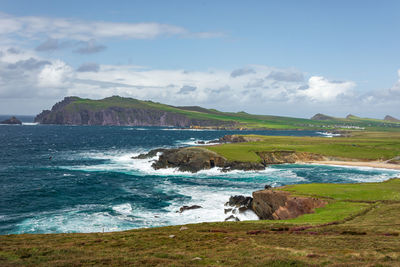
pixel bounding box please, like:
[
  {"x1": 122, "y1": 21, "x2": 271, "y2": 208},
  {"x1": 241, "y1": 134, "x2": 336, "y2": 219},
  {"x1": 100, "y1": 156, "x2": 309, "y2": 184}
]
[{"x1": 303, "y1": 160, "x2": 400, "y2": 170}]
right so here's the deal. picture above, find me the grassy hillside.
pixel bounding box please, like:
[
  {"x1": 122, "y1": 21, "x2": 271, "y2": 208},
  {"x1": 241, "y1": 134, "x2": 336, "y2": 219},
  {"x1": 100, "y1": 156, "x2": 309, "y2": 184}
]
[
  {"x1": 206, "y1": 131, "x2": 400, "y2": 162},
  {"x1": 56, "y1": 96, "x2": 400, "y2": 130},
  {"x1": 1, "y1": 179, "x2": 400, "y2": 266}
]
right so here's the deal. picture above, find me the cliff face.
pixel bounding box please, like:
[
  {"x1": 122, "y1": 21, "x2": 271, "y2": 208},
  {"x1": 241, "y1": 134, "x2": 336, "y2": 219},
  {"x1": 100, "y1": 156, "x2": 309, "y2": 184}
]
[
  {"x1": 34, "y1": 97, "x2": 232, "y2": 127},
  {"x1": 252, "y1": 190, "x2": 327, "y2": 220}
]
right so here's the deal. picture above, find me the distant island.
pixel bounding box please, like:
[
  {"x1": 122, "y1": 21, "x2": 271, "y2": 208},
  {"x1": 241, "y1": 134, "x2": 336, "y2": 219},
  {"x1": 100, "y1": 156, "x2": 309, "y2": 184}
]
[
  {"x1": 34, "y1": 96, "x2": 400, "y2": 130},
  {"x1": 0, "y1": 116, "x2": 22, "y2": 125}
]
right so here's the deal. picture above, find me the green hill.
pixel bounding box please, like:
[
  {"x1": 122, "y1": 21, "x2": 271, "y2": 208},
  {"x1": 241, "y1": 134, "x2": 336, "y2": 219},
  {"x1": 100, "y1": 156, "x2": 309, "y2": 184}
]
[{"x1": 34, "y1": 96, "x2": 400, "y2": 130}]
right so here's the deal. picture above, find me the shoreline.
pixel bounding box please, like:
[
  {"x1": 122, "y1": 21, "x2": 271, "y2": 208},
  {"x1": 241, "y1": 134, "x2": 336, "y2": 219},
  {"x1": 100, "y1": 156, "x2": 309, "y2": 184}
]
[{"x1": 302, "y1": 160, "x2": 400, "y2": 170}]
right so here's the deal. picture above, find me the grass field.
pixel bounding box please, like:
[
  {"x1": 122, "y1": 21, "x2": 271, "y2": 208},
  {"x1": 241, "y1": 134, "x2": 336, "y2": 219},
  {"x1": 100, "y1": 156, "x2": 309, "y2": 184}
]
[
  {"x1": 206, "y1": 131, "x2": 400, "y2": 162},
  {"x1": 1, "y1": 179, "x2": 400, "y2": 266}
]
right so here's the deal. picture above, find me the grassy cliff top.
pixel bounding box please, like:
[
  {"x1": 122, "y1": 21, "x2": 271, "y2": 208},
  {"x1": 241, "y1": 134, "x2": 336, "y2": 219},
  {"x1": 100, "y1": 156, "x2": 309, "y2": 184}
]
[
  {"x1": 48, "y1": 96, "x2": 400, "y2": 130},
  {"x1": 1, "y1": 179, "x2": 400, "y2": 266},
  {"x1": 206, "y1": 131, "x2": 400, "y2": 162}
]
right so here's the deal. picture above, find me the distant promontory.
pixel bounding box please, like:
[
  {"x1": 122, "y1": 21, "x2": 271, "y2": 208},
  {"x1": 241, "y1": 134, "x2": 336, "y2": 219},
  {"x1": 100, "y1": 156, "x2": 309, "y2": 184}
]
[
  {"x1": 34, "y1": 96, "x2": 400, "y2": 129},
  {"x1": 34, "y1": 96, "x2": 235, "y2": 127}
]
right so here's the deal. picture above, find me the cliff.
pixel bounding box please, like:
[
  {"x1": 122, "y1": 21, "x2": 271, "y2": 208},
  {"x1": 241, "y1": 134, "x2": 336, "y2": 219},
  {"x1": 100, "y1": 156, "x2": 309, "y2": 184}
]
[
  {"x1": 252, "y1": 189, "x2": 327, "y2": 220},
  {"x1": 34, "y1": 96, "x2": 235, "y2": 127},
  {"x1": 35, "y1": 96, "x2": 400, "y2": 129}
]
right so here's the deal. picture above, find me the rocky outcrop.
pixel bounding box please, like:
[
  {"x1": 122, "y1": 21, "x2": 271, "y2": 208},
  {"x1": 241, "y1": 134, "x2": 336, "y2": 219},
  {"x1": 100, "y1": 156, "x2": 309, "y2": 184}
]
[
  {"x1": 257, "y1": 151, "x2": 325, "y2": 164},
  {"x1": 152, "y1": 147, "x2": 228, "y2": 173},
  {"x1": 141, "y1": 144, "x2": 326, "y2": 173},
  {"x1": 149, "y1": 146, "x2": 266, "y2": 172},
  {"x1": 252, "y1": 190, "x2": 327, "y2": 220},
  {"x1": 34, "y1": 96, "x2": 236, "y2": 127},
  {"x1": 0, "y1": 116, "x2": 22, "y2": 125},
  {"x1": 178, "y1": 205, "x2": 202, "y2": 213},
  {"x1": 224, "y1": 195, "x2": 254, "y2": 221}
]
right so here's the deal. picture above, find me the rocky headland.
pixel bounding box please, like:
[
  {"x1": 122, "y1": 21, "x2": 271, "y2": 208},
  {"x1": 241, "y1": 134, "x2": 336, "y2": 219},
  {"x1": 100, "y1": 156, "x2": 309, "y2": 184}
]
[
  {"x1": 0, "y1": 116, "x2": 22, "y2": 125},
  {"x1": 224, "y1": 187, "x2": 327, "y2": 222},
  {"x1": 34, "y1": 96, "x2": 235, "y2": 127},
  {"x1": 135, "y1": 135, "x2": 327, "y2": 173}
]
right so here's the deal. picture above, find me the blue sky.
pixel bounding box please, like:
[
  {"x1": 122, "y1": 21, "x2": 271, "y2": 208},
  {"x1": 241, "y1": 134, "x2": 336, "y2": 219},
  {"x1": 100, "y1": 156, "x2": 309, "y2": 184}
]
[{"x1": 0, "y1": 0, "x2": 399, "y2": 118}]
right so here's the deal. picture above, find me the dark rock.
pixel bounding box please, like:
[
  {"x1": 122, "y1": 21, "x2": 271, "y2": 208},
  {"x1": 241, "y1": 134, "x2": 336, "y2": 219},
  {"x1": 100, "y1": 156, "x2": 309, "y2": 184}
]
[
  {"x1": 227, "y1": 195, "x2": 253, "y2": 209},
  {"x1": 0, "y1": 116, "x2": 22, "y2": 125},
  {"x1": 195, "y1": 141, "x2": 205, "y2": 144},
  {"x1": 152, "y1": 147, "x2": 227, "y2": 173},
  {"x1": 224, "y1": 215, "x2": 240, "y2": 221},
  {"x1": 224, "y1": 208, "x2": 232, "y2": 214},
  {"x1": 179, "y1": 205, "x2": 202, "y2": 213},
  {"x1": 222, "y1": 161, "x2": 265, "y2": 171},
  {"x1": 264, "y1": 184, "x2": 272, "y2": 190},
  {"x1": 206, "y1": 139, "x2": 220, "y2": 144}
]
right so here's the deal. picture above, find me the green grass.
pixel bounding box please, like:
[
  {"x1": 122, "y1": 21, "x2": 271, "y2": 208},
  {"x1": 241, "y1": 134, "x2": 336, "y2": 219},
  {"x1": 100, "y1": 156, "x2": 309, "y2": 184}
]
[
  {"x1": 279, "y1": 179, "x2": 400, "y2": 202},
  {"x1": 282, "y1": 201, "x2": 371, "y2": 224},
  {"x1": 206, "y1": 132, "x2": 400, "y2": 162},
  {"x1": 2, "y1": 179, "x2": 400, "y2": 266}
]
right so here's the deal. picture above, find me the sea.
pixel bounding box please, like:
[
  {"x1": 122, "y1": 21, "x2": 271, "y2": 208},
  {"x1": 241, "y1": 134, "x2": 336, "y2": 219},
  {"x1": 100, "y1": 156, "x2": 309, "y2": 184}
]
[{"x1": 1, "y1": 116, "x2": 399, "y2": 235}]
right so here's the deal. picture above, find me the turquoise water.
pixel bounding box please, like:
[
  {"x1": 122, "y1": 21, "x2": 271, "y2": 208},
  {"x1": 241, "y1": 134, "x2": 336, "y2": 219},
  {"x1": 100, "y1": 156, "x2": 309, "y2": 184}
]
[{"x1": 0, "y1": 124, "x2": 399, "y2": 234}]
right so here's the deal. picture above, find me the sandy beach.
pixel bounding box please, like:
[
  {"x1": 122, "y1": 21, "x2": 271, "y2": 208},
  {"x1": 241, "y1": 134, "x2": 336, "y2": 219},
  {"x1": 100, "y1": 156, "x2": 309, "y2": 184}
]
[{"x1": 304, "y1": 160, "x2": 400, "y2": 170}]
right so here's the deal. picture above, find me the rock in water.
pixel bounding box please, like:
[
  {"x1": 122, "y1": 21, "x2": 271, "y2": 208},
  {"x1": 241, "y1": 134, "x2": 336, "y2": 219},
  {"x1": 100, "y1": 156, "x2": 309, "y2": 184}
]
[
  {"x1": 226, "y1": 195, "x2": 253, "y2": 209},
  {"x1": 0, "y1": 116, "x2": 22, "y2": 125},
  {"x1": 179, "y1": 205, "x2": 202, "y2": 213},
  {"x1": 224, "y1": 195, "x2": 254, "y2": 221},
  {"x1": 152, "y1": 147, "x2": 228, "y2": 173},
  {"x1": 225, "y1": 215, "x2": 240, "y2": 221}
]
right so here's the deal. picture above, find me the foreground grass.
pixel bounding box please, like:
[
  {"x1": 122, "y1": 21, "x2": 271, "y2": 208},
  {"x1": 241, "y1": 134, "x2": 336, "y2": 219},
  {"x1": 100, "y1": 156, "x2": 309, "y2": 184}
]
[
  {"x1": 1, "y1": 179, "x2": 400, "y2": 266},
  {"x1": 206, "y1": 131, "x2": 400, "y2": 162}
]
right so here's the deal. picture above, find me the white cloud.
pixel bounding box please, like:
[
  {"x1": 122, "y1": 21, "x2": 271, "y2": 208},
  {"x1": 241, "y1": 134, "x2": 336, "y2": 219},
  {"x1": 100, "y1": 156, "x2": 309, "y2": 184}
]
[
  {"x1": 38, "y1": 60, "x2": 74, "y2": 88},
  {"x1": 0, "y1": 46, "x2": 398, "y2": 118},
  {"x1": 0, "y1": 12, "x2": 222, "y2": 41},
  {"x1": 299, "y1": 76, "x2": 356, "y2": 101}
]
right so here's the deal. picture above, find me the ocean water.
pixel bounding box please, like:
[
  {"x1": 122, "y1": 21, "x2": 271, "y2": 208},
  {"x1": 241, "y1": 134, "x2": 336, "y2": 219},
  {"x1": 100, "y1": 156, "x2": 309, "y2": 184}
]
[{"x1": 0, "y1": 124, "x2": 399, "y2": 235}]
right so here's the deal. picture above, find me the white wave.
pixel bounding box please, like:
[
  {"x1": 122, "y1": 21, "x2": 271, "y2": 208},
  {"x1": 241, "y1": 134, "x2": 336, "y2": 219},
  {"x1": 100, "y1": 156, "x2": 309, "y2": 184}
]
[
  {"x1": 113, "y1": 203, "x2": 133, "y2": 216},
  {"x1": 146, "y1": 180, "x2": 259, "y2": 226},
  {"x1": 22, "y1": 122, "x2": 39, "y2": 126},
  {"x1": 14, "y1": 204, "x2": 137, "y2": 233},
  {"x1": 175, "y1": 138, "x2": 217, "y2": 146},
  {"x1": 123, "y1": 127, "x2": 147, "y2": 131},
  {"x1": 316, "y1": 131, "x2": 341, "y2": 137}
]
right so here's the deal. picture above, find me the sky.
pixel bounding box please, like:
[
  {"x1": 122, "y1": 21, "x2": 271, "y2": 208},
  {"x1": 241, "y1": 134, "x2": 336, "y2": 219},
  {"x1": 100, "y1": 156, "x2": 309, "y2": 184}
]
[{"x1": 0, "y1": 0, "x2": 399, "y2": 118}]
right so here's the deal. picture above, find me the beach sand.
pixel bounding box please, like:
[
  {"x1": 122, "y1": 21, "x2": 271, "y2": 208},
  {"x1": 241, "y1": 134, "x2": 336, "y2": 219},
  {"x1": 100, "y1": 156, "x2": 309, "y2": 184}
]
[{"x1": 304, "y1": 160, "x2": 400, "y2": 170}]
